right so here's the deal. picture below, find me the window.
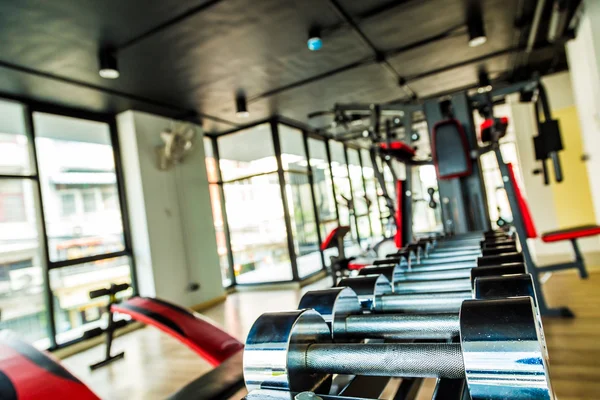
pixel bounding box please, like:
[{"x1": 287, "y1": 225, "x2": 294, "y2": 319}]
[
  {"x1": 279, "y1": 125, "x2": 322, "y2": 278},
  {"x1": 0, "y1": 101, "x2": 34, "y2": 176},
  {"x1": 82, "y1": 191, "x2": 97, "y2": 213},
  {"x1": 329, "y1": 141, "x2": 353, "y2": 238},
  {"x1": 218, "y1": 124, "x2": 277, "y2": 181},
  {"x1": 101, "y1": 188, "x2": 118, "y2": 210},
  {"x1": 34, "y1": 113, "x2": 126, "y2": 262},
  {"x1": 361, "y1": 149, "x2": 383, "y2": 238},
  {"x1": 0, "y1": 180, "x2": 26, "y2": 222},
  {"x1": 308, "y1": 138, "x2": 338, "y2": 244},
  {"x1": 219, "y1": 125, "x2": 293, "y2": 284},
  {"x1": 60, "y1": 192, "x2": 76, "y2": 217},
  {"x1": 204, "y1": 137, "x2": 233, "y2": 287},
  {"x1": 50, "y1": 256, "x2": 132, "y2": 345},
  {"x1": 223, "y1": 174, "x2": 291, "y2": 283},
  {"x1": 0, "y1": 179, "x2": 48, "y2": 347},
  {"x1": 347, "y1": 148, "x2": 371, "y2": 242},
  {"x1": 0, "y1": 101, "x2": 133, "y2": 349}
]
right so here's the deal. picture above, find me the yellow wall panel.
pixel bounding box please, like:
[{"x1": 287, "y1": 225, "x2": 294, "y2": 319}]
[{"x1": 550, "y1": 106, "x2": 597, "y2": 228}]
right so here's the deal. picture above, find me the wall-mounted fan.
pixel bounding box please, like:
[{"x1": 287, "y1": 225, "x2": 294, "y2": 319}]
[{"x1": 156, "y1": 122, "x2": 197, "y2": 170}]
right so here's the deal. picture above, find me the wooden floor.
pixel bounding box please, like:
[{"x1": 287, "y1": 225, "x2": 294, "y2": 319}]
[{"x1": 63, "y1": 270, "x2": 600, "y2": 400}]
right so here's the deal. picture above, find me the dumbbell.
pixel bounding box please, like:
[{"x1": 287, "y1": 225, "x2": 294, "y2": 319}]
[
  {"x1": 377, "y1": 241, "x2": 521, "y2": 270},
  {"x1": 243, "y1": 298, "x2": 553, "y2": 399},
  {"x1": 340, "y1": 263, "x2": 526, "y2": 310},
  {"x1": 365, "y1": 251, "x2": 522, "y2": 275},
  {"x1": 300, "y1": 273, "x2": 541, "y2": 341}
]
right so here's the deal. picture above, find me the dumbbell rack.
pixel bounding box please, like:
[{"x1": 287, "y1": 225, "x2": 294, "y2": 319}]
[{"x1": 241, "y1": 231, "x2": 555, "y2": 400}]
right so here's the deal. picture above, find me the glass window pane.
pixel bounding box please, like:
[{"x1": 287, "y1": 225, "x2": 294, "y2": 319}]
[
  {"x1": 361, "y1": 149, "x2": 383, "y2": 238},
  {"x1": 33, "y1": 113, "x2": 125, "y2": 262},
  {"x1": 0, "y1": 179, "x2": 49, "y2": 347},
  {"x1": 209, "y1": 184, "x2": 232, "y2": 287},
  {"x1": 285, "y1": 172, "x2": 321, "y2": 278},
  {"x1": 279, "y1": 125, "x2": 308, "y2": 171},
  {"x1": 412, "y1": 165, "x2": 442, "y2": 233},
  {"x1": 347, "y1": 149, "x2": 370, "y2": 239},
  {"x1": 50, "y1": 256, "x2": 133, "y2": 345},
  {"x1": 223, "y1": 173, "x2": 292, "y2": 283},
  {"x1": 218, "y1": 124, "x2": 276, "y2": 181},
  {"x1": 0, "y1": 100, "x2": 34, "y2": 175},
  {"x1": 329, "y1": 141, "x2": 352, "y2": 237},
  {"x1": 308, "y1": 139, "x2": 338, "y2": 242},
  {"x1": 203, "y1": 137, "x2": 219, "y2": 184}
]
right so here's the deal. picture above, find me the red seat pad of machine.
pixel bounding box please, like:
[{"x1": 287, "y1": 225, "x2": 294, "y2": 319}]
[
  {"x1": 507, "y1": 163, "x2": 600, "y2": 243},
  {"x1": 379, "y1": 141, "x2": 416, "y2": 158},
  {"x1": 0, "y1": 336, "x2": 100, "y2": 400},
  {"x1": 541, "y1": 225, "x2": 600, "y2": 242},
  {"x1": 112, "y1": 297, "x2": 243, "y2": 366}
]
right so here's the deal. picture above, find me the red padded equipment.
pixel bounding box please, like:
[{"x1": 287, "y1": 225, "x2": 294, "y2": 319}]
[
  {"x1": 395, "y1": 180, "x2": 403, "y2": 248},
  {"x1": 112, "y1": 297, "x2": 243, "y2": 366},
  {"x1": 541, "y1": 225, "x2": 600, "y2": 243},
  {"x1": 506, "y1": 163, "x2": 538, "y2": 239},
  {"x1": 506, "y1": 163, "x2": 600, "y2": 243},
  {"x1": 479, "y1": 117, "x2": 509, "y2": 143},
  {"x1": 347, "y1": 261, "x2": 369, "y2": 270},
  {"x1": 320, "y1": 226, "x2": 351, "y2": 251},
  {"x1": 379, "y1": 141, "x2": 416, "y2": 160},
  {"x1": 0, "y1": 336, "x2": 100, "y2": 400}
]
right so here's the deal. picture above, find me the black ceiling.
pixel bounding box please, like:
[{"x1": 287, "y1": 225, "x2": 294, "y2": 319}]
[{"x1": 0, "y1": 0, "x2": 570, "y2": 133}]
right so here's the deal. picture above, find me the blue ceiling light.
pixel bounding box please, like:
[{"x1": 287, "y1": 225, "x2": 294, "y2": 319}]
[{"x1": 307, "y1": 27, "x2": 322, "y2": 51}]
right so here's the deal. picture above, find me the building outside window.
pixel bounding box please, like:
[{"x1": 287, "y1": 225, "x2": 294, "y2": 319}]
[
  {"x1": 217, "y1": 123, "x2": 293, "y2": 284},
  {"x1": 0, "y1": 100, "x2": 134, "y2": 349}
]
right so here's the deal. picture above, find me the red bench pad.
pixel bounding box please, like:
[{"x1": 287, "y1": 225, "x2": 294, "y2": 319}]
[
  {"x1": 112, "y1": 297, "x2": 243, "y2": 366},
  {"x1": 541, "y1": 225, "x2": 600, "y2": 243},
  {"x1": 379, "y1": 141, "x2": 416, "y2": 158},
  {"x1": 0, "y1": 336, "x2": 100, "y2": 400}
]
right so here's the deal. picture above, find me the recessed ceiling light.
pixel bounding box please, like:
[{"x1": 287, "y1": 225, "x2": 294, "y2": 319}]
[
  {"x1": 235, "y1": 92, "x2": 250, "y2": 118},
  {"x1": 98, "y1": 49, "x2": 119, "y2": 79},
  {"x1": 467, "y1": 4, "x2": 487, "y2": 47}
]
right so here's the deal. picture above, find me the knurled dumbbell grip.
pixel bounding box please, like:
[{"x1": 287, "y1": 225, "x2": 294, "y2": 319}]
[{"x1": 302, "y1": 343, "x2": 465, "y2": 379}]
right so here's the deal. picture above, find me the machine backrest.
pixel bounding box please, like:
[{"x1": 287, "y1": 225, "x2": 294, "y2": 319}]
[
  {"x1": 506, "y1": 163, "x2": 538, "y2": 239},
  {"x1": 431, "y1": 119, "x2": 472, "y2": 180},
  {"x1": 0, "y1": 335, "x2": 100, "y2": 400},
  {"x1": 112, "y1": 297, "x2": 243, "y2": 366},
  {"x1": 321, "y1": 226, "x2": 351, "y2": 251}
]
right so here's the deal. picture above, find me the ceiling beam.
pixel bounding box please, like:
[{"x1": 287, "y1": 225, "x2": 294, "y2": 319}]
[
  {"x1": 325, "y1": 0, "x2": 416, "y2": 99},
  {"x1": 248, "y1": 24, "x2": 465, "y2": 104},
  {"x1": 0, "y1": 58, "x2": 238, "y2": 126}
]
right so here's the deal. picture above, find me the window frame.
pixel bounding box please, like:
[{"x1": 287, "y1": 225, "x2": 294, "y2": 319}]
[{"x1": 0, "y1": 99, "x2": 137, "y2": 350}]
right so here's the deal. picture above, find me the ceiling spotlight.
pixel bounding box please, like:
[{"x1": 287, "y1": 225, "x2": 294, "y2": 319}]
[
  {"x1": 98, "y1": 48, "x2": 119, "y2": 79},
  {"x1": 477, "y1": 68, "x2": 492, "y2": 93},
  {"x1": 411, "y1": 131, "x2": 420, "y2": 142},
  {"x1": 362, "y1": 130, "x2": 370, "y2": 138},
  {"x1": 467, "y1": 3, "x2": 487, "y2": 47},
  {"x1": 393, "y1": 117, "x2": 401, "y2": 125},
  {"x1": 307, "y1": 27, "x2": 323, "y2": 51},
  {"x1": 235, "y1": 92, "x2": 250, "y2": 118}
]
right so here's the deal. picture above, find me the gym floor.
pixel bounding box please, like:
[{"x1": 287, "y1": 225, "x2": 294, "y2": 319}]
[{"x1": 62, "y1": 269, "x2": 600, "y2": 400}]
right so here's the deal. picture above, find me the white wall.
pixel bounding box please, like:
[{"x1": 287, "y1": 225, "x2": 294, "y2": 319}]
[{"x1": 117, "y1": 111, "x2": 224, "y2": 307}]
